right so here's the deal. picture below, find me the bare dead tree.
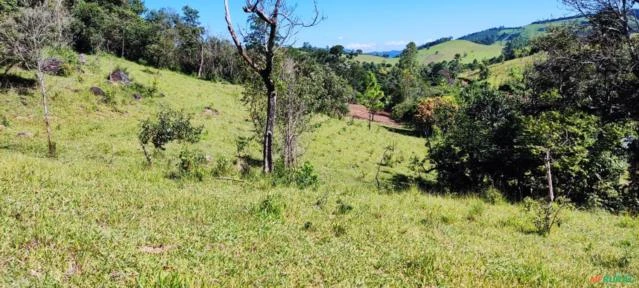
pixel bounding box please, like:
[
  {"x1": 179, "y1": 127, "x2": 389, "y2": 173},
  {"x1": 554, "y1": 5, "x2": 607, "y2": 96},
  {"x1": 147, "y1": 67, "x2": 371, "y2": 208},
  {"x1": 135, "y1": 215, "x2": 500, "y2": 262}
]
[
  {"x1": 0, "y1": 1, "x2": 69, "y2": 157},
  {"x1": 563, "y1": 0, "x2": 639, "y2": 63},
  {"x1": 278, "y1": 57, "x2": 310, "y2": 168},
  {"x1": 224, "y1": 0, "x2": 321, "y2": 173}
]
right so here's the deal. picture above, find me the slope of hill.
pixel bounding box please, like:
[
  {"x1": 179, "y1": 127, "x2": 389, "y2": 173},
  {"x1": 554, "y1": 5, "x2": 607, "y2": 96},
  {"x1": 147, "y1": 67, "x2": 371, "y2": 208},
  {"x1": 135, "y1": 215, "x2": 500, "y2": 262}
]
[
  {"x1": 459, "y1": 16, "x2": 590, "y2": 45},
  {"x1": 353, "y1": 54, "x2": 399, "y2": 65},
  {"x1": 462, "y1": 54, "x2": 542, "y2": 87},
  {"x1": 355, "y1": 40, "x2": 502, "y2": 65},
  {"x1": 416, "y1": 40, "x2": 502, "y2": 64},
  {"x1": 0, "y1": 55, "x2": 636, "y2": 286}
]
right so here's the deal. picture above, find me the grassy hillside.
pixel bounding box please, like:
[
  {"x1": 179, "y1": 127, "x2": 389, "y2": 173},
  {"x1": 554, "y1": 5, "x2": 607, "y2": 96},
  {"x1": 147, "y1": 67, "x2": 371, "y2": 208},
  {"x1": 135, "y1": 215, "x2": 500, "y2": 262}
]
[
  {"x1": 463, "y1": 55, "x2": 542, "y2": 87},
  {"x1": 355, "y1": 40, "x2": 502, "y2": 65},
  {"x1": 459, "y1": 17, "x2": 588, "y2": 45},
  {"x1": 1, "y1": 55, "x2": 637, "y2": 287},
  {"x1": 416, "y1": 40, "x2": 502, "y2": 64},
  {"x1": 353, "y1": 54, "x2": 398, "y2": 65}
]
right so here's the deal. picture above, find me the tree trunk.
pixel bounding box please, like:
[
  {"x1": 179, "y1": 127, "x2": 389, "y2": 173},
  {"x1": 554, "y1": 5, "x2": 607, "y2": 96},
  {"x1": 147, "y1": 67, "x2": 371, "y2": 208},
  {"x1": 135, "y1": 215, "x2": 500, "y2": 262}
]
[
  {"x1": 368, "y1": 112, "x2": 374, "y2": 130},
  {"x1": 263, "y1": 82, "x2": 277, "y2": 173},
  {"x1": 36, "y1": 65, "x2": 54, "y2": 157},
  {"x1": 545, "y1": 150, "x2": 554, "y2": 202},
  {"x1": 198, "y1": 44, "x2": 205, "y2": 78},
  {"x1": 121, "y1": 27, "x2": 125, "y2": 58}
]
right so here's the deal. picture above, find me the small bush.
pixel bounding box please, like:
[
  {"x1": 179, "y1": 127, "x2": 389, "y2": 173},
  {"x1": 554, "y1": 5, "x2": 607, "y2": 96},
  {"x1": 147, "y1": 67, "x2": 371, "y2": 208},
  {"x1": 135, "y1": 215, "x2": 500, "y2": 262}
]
[
  {"x1": 129, "y1": 77, "x2": 162, "y2": 99},
  {"x1": 138, "y1": 109, "x2": 203, "y2": 164},
  {"x1": 256, "y1": 195, "x2": 284, "y2": 219},
  {"x1": 272, "y1": 161, "x2": 319, "y2": 189},
  {"x1": 211, "y1": 157, "x2": 232, "y2": 177},
  {"x1": 294, "y1": 162, "x2": 319, "y2": 189},
  {"x1": 523, "y1": 197, "x2": 571, "y2": 236},
  {"x1": 168, "y1": 148, "x2": 207, "y2": 181}
]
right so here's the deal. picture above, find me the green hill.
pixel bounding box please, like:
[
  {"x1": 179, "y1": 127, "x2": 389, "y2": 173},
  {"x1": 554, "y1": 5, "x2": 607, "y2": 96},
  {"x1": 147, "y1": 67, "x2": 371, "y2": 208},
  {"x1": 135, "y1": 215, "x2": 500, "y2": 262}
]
[
  {"x1": 459, "y1": 17, "x2": 588, "y2": 45},
  {"x1": 415, "y1": 40, "x2": 502, "y2": 64},
  {"x1": 463, "y1": 54, "x2": 542, "y2": 86},
  {"x1": 1, "y1": 55, "x2": 636, "y2": 286},
  {"x1": 353, "y1": 54, "x2": 399, "y2": 65},
  {"x1": 355, "y1": 40, "x2": 502, "y2": 65}
]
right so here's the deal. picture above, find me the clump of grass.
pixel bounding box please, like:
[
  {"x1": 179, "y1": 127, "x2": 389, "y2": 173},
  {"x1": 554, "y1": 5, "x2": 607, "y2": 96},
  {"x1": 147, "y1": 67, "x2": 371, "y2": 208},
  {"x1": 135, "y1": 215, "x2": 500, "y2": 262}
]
[
  {"x1": 272, "y1": 161, "x2": 319, "y2": 189},
  {"x1": 481, "y1": 186, "x2": 504, "y2": 204},
  {"x1": 334, "y1": 199, "x2": 354, "y2": 215},
  {"x1": 1, "y1": 114, "x2": 10, "y2": 127},
  {"x1": 256, "y1": 195, "x2": 284, "y2": 219},
  {"x1": 332, "y1": 224, "x2": 347, "y2": 237},
  {"x1": 137, "y1": 272, "x2": 190, "y2": 288},
  {"x1": 211, "y1": 156, "x2": 232, "y2": 177},
  {"x1": 466, "y1": 201, "x2": 485, "y2": 222},
  {"x1": 302, "y1": 221, "x2": 315, "y2": 231},
  {"x1": 167, "y1": 147, "x2": 207, "y2": 181}
]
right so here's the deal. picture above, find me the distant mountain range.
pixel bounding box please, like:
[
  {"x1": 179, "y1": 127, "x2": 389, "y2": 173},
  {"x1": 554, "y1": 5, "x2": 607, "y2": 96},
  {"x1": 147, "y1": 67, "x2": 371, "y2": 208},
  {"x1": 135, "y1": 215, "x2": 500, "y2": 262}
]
[{"x1": 365, "y1": 50, "x2": 403, "y2": 58}]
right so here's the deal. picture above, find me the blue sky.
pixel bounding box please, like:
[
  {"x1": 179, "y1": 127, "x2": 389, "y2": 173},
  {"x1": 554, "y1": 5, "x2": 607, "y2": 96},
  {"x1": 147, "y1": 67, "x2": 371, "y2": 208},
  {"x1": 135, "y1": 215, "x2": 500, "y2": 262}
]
[{"x1": 144, "y1": 0, "x2": 572, "y2": 52}]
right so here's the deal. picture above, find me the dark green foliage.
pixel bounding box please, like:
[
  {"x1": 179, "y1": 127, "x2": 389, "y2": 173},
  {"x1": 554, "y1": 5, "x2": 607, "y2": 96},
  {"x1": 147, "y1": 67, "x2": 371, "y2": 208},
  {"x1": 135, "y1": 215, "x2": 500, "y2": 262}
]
[
  {"x1": 418, "y1": 37, "x2": 453, "y2": 49},
  {"x1": 69, "y1": 1, "x2": 246, "y2": 84},
  {"x1": 211, "y1": 157, "x2": 232, "y2": 177},
  {"x1": 272, "y1": 160, "x2": 319, "y2": 189},
  {"x1": 256, "y1": 195, "x2": 284, "y2": 219},
  {"x1": 459, "y1": 26, "x2": 520, "y2": 45},
  {"x1": 431, "y1": 84, "x2": 522, "y2": 193},
  {"x1": 138, "y1": 109, "x2": 203, "y2": 160},
  {"x1": 626, "y1": 137, "x2": 639, "y2": 213},
  {"x1": 431, "y1": 82, "x2": 631, "y2": 209},
  {"x1": 168, "y1": 147, "x2": 207, "y2": 181}
]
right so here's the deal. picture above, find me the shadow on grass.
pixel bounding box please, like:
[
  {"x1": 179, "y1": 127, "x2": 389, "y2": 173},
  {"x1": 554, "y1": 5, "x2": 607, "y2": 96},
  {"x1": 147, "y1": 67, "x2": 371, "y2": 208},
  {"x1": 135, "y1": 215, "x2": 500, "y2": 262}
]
[
  {"x1": 0, "y1": 74, "x2": 36, "y2": 90},
  {"x1": 382, "y1": 125, "x2": 421, "y2": 137}
]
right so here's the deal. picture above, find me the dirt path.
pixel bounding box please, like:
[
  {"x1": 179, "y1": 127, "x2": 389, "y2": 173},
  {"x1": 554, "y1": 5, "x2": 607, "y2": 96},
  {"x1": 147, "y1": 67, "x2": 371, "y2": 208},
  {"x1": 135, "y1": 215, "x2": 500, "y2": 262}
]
[{"x1": 348, "y1": 104, "x2": 401, "y2": 127}]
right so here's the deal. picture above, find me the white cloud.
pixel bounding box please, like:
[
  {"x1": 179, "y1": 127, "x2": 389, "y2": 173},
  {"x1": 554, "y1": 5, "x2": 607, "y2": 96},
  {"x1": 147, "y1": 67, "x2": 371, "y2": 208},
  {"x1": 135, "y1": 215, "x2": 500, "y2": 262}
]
[
  {"x1": 337, "y1": 36, "x2": 345, "y2": 40},
  {"x1": 383, "y1": 40, "x2": 409, "y2": 47},
  {"x1": 345, "y1": 43, "x2": 376, "y2": 51}
]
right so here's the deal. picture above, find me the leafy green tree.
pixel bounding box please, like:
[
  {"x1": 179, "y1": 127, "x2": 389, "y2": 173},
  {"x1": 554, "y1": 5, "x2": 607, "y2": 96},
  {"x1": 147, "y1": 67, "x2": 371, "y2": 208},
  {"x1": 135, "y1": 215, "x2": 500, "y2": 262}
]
[
  {"x1": 361, "y1": 72, "x2": 385, "y2": 130},
  {"x1": 398, "y1": 42, "x2": 418, "y2": 71},
  {"x1": 479, "y1": 62, "x2": 490, "y2": 80}
]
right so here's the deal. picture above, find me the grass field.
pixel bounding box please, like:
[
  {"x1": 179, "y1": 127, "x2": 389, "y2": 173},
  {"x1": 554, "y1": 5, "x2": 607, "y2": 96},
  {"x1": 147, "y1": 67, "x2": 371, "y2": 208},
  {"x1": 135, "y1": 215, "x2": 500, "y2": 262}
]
[
  {"x1": 415, "y1": 40, "x2": 503, "y2": 64},
  {"x1": 1, "y1": 55, "x2": 638, "y2": 287},
  {"x1": 354, "y1": 40, "x2": 503, "y2": 66},
  {"x1": 462, "y1": 54, "x2": 543, "y2": 87}
]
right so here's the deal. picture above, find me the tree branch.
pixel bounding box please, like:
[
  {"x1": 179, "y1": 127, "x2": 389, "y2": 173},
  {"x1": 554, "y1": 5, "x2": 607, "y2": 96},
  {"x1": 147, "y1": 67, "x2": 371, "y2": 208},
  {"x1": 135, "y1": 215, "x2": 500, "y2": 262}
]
[{"x1": 224, "y1": 0, "x2": 260, "y2": 72}]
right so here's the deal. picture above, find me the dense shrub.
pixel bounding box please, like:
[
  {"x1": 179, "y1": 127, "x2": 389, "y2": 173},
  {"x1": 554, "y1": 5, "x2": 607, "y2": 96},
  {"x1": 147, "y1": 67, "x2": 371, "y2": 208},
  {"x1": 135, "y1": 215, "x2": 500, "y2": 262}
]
[{"x1": 430, "y1": 83, "x2": 631, "y2": 210}]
